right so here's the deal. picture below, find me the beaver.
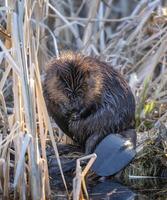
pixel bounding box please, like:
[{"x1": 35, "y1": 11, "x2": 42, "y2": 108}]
[{"x1": 43, "y1": 52, "x2": 136, "y2": 154}]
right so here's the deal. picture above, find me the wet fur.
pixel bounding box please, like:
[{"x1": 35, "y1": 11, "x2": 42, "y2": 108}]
[{"x1": 43, "y1": 52, "x2": 136, "y2": 153}]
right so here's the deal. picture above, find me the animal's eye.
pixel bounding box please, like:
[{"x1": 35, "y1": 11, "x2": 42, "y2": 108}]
[
  {"x1": 77, "y1": 90, "x2": 84, "y2": 97},
  {"x1": 77, "y1": 90, "x2": 81, "y2": 95}
]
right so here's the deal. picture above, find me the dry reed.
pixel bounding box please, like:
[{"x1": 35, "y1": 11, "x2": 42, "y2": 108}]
[{"x1": 0, "y1": 0, "x2": 167, "y2": 199}]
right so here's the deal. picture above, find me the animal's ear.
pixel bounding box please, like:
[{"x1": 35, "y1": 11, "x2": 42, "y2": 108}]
[
  {"x1": 85, "y1": 73, "x2": 95, "y2": 86},
  {"x1": 45, "y1": 60, "x2": 65, "y2": 80}
]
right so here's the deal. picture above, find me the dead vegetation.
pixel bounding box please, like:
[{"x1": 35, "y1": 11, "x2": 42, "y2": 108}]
[{"x1": 0, "y1": 0, "x2": 167, "y2": 199}]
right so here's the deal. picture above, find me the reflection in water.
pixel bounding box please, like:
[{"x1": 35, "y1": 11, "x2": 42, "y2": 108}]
[
  {"x1": 90, "y1": 180, "x2": 136, "y2": 200},
  {"x1": 126, "y1": 177, "x2": 167, "y2": 200},
  {"x1": 49, "y1": 175, "x2": 167, "y2": 199},
  {"x1": 89, "y1": 178, "x2": 167, "y2": 200},
  {"x1": 1, "y1": 177, "x2": 167, "y2": 199}
]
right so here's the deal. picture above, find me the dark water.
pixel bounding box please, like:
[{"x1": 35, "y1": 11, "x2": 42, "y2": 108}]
[
  {"x1": 89, "y1": 178, "x2": 167, "y2": 200},
  {"x1": 51, "y1": 177, "x2": 167, "y2": 200},
  {"x1": 1, "y1": 178, "x2": 167, "y2": 199}
]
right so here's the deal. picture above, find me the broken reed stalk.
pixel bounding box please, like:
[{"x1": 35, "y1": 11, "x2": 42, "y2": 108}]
[{"x1": 73, "y1": 153, "x2": 97, "y2": 200}]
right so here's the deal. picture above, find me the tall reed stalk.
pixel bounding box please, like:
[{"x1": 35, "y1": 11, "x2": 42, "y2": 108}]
[{"x1": 0, "y1": 1, "x2": 67, "y2": 199}]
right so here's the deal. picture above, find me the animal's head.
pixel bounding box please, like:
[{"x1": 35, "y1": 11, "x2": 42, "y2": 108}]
[{"x1": 43, "y1": 52, "x2": 103, "y2": 116}]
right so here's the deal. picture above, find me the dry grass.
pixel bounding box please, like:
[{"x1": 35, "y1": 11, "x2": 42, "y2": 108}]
[
  {"x1": 0, "y1": 0, "x2": 167, "y2": 199},
  {"x1": 0, "y1": 1, "x2": 66, "y2": 199}
]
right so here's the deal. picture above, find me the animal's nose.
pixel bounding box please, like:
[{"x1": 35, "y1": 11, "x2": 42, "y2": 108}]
[{"x1": 71, "y1": 113, "x2": 80, "y2": 121}]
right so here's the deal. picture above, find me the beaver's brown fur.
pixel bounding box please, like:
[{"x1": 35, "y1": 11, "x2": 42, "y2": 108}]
[{"x1": 43, "y1": 52, "x2": 136, "y2": 153}]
